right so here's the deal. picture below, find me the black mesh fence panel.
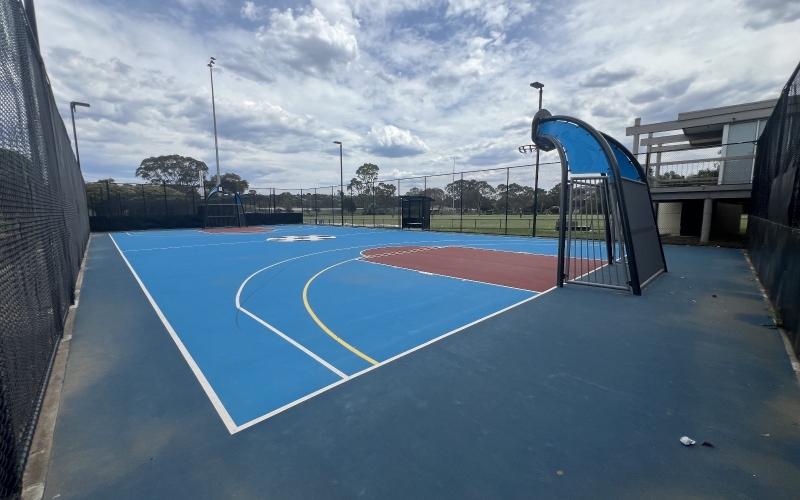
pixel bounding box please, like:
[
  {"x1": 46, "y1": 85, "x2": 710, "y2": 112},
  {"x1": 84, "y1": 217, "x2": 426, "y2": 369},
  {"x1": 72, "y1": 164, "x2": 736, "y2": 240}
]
[
  {"x1": 747, "y1": 60, "x2": 800, "y2": 355},
  {"x1": 0, "y1": 1, "x2": 90, "y2": 498}
]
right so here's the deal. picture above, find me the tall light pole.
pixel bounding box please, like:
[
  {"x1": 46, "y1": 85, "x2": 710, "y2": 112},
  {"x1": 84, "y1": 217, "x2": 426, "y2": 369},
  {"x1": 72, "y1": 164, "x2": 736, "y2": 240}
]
[
  {"x1": 530, "y1": 82, "x2": 544, "y2": 237},
  {"x1": 208, "y1": 57, "x2": 221, "y2": 188},
  {"x1": 333, "y1": 141, "x2": 344, "y2": 226},
  {"x1": 450, "y1": 156, "x2": 459, "y2": 211},
  {"x1": 69, "y1": 101, "x2": 90, "y2": 168}
]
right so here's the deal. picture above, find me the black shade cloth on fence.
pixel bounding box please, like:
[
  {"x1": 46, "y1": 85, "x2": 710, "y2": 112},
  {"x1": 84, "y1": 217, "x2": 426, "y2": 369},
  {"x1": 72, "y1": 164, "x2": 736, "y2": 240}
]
[
  {"x1": 747, "y1": 59, "x2": 800, "y2": 356},
  {"x1": 0, "y1": 1, "x2": 90, "y2": 499}
]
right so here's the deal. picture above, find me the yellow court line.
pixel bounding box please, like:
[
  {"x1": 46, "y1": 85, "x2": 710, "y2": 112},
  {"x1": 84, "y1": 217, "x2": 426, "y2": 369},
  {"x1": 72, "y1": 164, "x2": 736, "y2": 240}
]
[{"x1": 302, "y1": 260, "x2": 379, "y2": 365}]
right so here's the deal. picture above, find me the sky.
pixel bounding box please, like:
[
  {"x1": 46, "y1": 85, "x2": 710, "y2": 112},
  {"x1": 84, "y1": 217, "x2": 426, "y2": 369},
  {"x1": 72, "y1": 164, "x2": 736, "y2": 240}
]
[{"x1": 35, "y1": 0, "x2": 800, "y2": 190}]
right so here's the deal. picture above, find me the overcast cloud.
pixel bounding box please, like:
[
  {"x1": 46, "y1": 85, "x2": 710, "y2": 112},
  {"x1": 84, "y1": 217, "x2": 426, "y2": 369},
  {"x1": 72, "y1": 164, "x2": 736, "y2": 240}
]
[{"x1": 35, "y1": 0, "x2": 800, "y2": 189}]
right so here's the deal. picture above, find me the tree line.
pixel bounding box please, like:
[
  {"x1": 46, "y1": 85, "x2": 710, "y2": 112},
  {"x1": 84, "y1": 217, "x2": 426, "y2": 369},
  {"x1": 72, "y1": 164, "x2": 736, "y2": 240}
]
[{"x1": 86, "y1": 156, "x2": 565, "y2": 216}]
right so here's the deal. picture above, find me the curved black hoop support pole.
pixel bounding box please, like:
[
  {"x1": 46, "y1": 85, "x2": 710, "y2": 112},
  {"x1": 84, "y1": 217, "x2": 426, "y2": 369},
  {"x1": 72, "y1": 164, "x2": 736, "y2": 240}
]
[
  {"x1": 532, "y1": 109, "x2": 644, "y2": 295},
  {"x1": 203, "y1": 186, "x2": 220, "y2": 229}
]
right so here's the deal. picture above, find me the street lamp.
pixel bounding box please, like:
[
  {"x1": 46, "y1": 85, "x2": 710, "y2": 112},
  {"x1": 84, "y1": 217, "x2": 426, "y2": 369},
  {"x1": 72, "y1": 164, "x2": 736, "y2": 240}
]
[
  {"x1": 530, "y1": 81, "x2": 544, "y2": 237},
  {"x1": 69, "y1": 101, "x2": 90, "y2": 168},
  {"x1": 208, "y1": 57, "x2": 221, "y2": 188},
  {"x1": 333, "y1": 141, "x2": 344, "y2": 226},
  {"x1": 450, "y1": 156, "x2": 459, "y2": 211}
]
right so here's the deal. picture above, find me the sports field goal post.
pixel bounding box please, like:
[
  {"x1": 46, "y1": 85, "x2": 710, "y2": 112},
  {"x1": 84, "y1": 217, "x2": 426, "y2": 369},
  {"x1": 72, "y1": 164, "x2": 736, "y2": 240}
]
[{"x1": 203, "y1": 184, "x2": 247, "y2": 229}]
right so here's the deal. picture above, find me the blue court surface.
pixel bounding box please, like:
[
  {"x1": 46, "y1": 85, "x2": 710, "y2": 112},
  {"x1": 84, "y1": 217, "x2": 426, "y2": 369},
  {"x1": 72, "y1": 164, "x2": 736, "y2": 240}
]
[
  {"x1": 42, "y1": 228, "x2": 800, "y2": 499},
  {"x1": 109, "y1": 226, "x2": 560, "y2": 432}
]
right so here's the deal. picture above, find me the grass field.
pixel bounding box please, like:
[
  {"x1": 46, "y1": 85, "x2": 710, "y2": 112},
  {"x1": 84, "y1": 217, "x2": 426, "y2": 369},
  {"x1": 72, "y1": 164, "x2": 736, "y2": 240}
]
[
  {"x1": 308, "y1": 213, "x2": 609, "y2": 238},
  {"x1": 306, "y1": 212, "x2": 751, "y2": 239}
]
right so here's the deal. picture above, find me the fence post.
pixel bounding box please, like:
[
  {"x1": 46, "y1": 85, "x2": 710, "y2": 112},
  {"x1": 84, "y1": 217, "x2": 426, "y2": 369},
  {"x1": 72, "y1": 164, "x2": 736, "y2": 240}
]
[
  {"x1": 331, "y1": 186, "x2": 334, "y2": 224},
  {"x1": 300, "y1": 189, "x2": 304, "y2": 221},
  {"x1": 191, "y1": 188, "x2": 195, "y2": 214},
  {"x1": 140, "y1": 184, "x2": 146, "y2": 216},
  {"x1": 505, "y1": 167, "x2": 510, "y2": 235},
  {"x1": 398, "y1": 180, "x2": 401, "y2": 229},
  {"x1": 314, "y1": 188, "x2": 317, "y2": 223},
  {"x1": 372, "y1": 182, "x2": 376, "y2": 228},
  {"x1": 424, "y1": 176, "x2": 427, "y2": 231},
  {"x1": 460, "y1": 173, "x2": 463, "y2": 232},
  {"x1": 105, "y1": 180, "x2": 111, "y2": 216},
  {"x1": 163, "y1": 181, "x2": 168, "y2": 215}
]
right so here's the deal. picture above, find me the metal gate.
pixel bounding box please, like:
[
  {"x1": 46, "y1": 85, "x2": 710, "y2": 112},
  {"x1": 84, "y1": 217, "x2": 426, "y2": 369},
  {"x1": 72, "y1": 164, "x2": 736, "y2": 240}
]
[{"x1": 563, "y1": 175, "x2": 630, "y2": 291}]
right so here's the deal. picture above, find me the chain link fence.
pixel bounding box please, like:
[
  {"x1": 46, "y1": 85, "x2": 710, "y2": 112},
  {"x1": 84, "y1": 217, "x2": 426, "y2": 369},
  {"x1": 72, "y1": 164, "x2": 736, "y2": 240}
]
[
  {"x1": 0, "y1": 1, "x2": 90, "y2": 498},
  {"x1": 272, "y1": 161, "x2": 565, "y2": 236},
  {"x1": 747, "y1": 60, "x2": 800, "y2": 356}
]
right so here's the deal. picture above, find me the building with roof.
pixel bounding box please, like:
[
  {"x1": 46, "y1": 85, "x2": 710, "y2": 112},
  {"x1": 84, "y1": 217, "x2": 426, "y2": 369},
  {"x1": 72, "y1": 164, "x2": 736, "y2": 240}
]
[{"x1": 626, "y1": 99, "x2": 777, "y2": 244}]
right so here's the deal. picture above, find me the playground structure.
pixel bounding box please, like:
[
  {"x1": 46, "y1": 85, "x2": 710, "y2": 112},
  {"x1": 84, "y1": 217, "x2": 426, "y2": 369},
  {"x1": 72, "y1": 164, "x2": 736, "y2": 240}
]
[{"x1": 532, "y1": 110, "x2": 667, "y2": 295}]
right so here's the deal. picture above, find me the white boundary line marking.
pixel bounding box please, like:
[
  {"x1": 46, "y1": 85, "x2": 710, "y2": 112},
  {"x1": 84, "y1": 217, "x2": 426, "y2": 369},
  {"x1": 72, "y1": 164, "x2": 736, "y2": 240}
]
[
  {"x1": 234, "y1": 286, "x2": 553, "y2": 432},
  {"x1": 124, "y1": 240, "x2": 267, "y2": 252},
  {"x1": 114, "y1": 232, "x2": 563, "y2": 434},
  {"x1": 357, "y1": 259, "x2": 538, "y2": 293},
  {"x1": 109, "y1": 234, "x2": 239, "y2": 434}
]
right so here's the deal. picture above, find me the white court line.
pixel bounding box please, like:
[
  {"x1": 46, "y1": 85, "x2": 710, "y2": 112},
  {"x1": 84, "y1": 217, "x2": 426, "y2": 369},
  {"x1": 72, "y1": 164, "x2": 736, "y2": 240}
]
[
  {"x1": 109, "y1": 234, "x2": 239, "y2": 434},
  {"x1": 124, "y1": 240, "x2": 267, "y2": 252},
  {"x1": 357, "y1": 259, "x2": 538, "y2": 294},
  {"x1": 235, "y1": 245, "x2": 381, "y2": 378},
  {"x1": 114, "y1": 232, "x2": 563, "y2": 433},
  {"x1": 233, "y1": 286, "x2": 554, "y2": 432}
]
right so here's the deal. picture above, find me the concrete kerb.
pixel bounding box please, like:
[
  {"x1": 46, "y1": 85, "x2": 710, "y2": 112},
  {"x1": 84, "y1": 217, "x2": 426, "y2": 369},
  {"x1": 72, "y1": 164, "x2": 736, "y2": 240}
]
[{"x1": 21, "y1": 235, "x2": 91, "y2": 500}]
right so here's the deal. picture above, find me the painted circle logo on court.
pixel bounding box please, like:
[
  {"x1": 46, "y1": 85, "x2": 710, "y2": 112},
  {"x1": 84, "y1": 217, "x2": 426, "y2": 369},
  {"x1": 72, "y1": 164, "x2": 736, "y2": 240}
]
[{"x1": 267, "y1": 235, "x2": 336, "y2": 242}]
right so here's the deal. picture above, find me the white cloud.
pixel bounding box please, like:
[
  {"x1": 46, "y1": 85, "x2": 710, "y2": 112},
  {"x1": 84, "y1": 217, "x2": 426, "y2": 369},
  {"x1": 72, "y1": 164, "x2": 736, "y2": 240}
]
[
  {"x1": 240, "y1": 1, "x2": 262, "y2": 21},
  {"x1": 30, "y1": 0, "x2": 800, "y2": 191},
  {"x1": 255, "y1": 8, "x2": 359, "y2": 76},
  {"x1": 366, "y1": 125, "x2": 429, "y2": 158}
]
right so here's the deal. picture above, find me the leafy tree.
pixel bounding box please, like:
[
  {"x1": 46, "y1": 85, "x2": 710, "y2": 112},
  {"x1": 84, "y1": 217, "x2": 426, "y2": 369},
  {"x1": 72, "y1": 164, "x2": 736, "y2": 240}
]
[
  {"x1": 219, "y1": 173, "x2": 249, "y2": 193},
  {"x1": 343, "y1": 196, "x2": 357, "y2": 214},
  {"x1": 97, "y1": 178, "x2": 115, "y2": 183},
  {"x1": 347, "y1": 178, "x2": 366, "y2": 208},
  {"x1": 426, "y1": 188, "x2": 447, "y2": 212},
  {"x1": 495, "y1": 183, "x2": 532, "y2": 214},
  {"x1": 445, "y1": 179, "x2": 494, "y2": 214},
  {"x1": 136, "y1": 155, "x2": 208, "y2": 185},
  {"x1": 374, "y1": 182, "x2": 397, "y2": 212},
  {"x1": 356, "y1": 163, "x2": 379, "y2": 185},
  {"x1": 348, "y1": 163, "x2": 380, "y2": 208}
]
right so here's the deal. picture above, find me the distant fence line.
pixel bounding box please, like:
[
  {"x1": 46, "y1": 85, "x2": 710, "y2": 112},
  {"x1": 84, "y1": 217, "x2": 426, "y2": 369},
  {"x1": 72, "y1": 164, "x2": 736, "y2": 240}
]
[{"x1": 88, "y1": 140, "x2": 758, "y2": 237}]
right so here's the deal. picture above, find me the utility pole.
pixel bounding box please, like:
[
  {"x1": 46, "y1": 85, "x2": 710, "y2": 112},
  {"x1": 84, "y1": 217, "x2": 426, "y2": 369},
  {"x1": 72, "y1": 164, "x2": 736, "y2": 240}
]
[
  {"x1": 530, "y1": 82, "x2": 544, "y2": 236},
  {"x1": 450, "y1": 156, "x2": 460, "y2": 212},
  {"x1": 333, "y1": 141, "x2": 344, "y2": 226},
  {"x1": 208, "y1": 57, "x2": 221, "y2": 188}
]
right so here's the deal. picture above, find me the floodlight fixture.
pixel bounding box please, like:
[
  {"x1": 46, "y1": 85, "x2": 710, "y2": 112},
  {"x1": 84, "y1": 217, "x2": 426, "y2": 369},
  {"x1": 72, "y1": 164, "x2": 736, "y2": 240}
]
[
  {"x1": 208, "y1": 58, "x2": 221, "y2": 187},
  {"x1": 69, "y1": 101, "x2": 90, "y2": 169}
]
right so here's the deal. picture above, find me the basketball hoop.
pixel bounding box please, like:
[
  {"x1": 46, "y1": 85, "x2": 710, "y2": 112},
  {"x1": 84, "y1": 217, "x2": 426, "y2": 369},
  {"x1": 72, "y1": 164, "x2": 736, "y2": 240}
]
[{"x1": 518, "y1": 144, "x2": 538, "y2": 154}]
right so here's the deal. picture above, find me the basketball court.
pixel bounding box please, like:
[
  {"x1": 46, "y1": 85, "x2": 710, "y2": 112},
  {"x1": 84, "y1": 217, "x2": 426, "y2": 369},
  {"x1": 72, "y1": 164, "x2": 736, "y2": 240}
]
[
  {"x1": 109, "y1": 225, "x2": 568, "y2": 432},
  {"x1": 40, "y1": 226, "x2": 800, "y2": 499}
]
